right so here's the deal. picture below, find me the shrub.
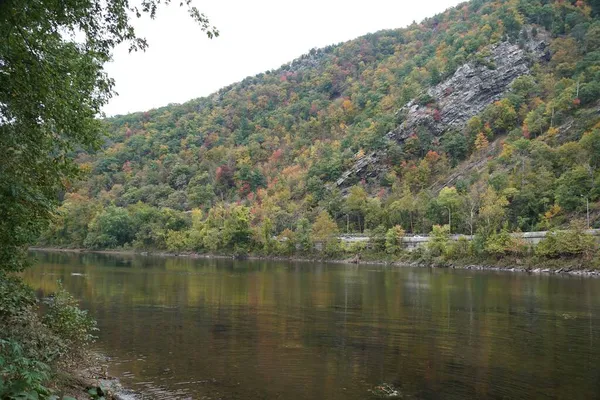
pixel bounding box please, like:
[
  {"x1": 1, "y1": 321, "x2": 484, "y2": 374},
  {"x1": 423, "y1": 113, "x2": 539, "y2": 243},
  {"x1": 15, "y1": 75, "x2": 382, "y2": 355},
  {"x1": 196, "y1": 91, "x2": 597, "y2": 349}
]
[
  {"x1": 0, "y1": 339, "x2": 52, "y2": 399},
  {"x1": 276, "y1": 229, "x2": 296, "y2": 256},
  {"x1": 385, "y1": 226, "x2": 405, "y2": 255},
  {"x1": 484, "y1": 229, "x2": 527, "y2": 257},
  {"x1": 323, "y1": 239, "x2": 343, "y2": 258},
  {"x1": 368, "y1": 226, "x2": 387, "y2": 253},
  {"x1": 536, "y1": 221, "x2": 597, "y2": 258},
  {"x1": 447, "y1": 236, "x2": 473, "y2": 259},
  {"x1": 345, "y1": 241, "x2": 367, "y2": 254},
  {"x1": 427, "y1": 225, "x2": 450, "y2": 257},
  {"x1": 42, "y1": 283, "x2": 98, "y2": 362},
  {"x1": 165, "y1": 229, "x2": 191, "y2": 253},
  {"x1": 1, "y1": 277, "x2": 96, "y2": 398}
]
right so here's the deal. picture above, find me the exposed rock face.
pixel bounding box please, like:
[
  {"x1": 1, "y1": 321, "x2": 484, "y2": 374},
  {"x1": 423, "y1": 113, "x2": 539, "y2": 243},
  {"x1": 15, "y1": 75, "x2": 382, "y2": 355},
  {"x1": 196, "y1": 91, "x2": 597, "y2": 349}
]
[
  {"x1": 336, "y1": 30, "x2": 549, "y2": 188},
  {"x1": 335, "y1": 152, "x2": 381, "y2": 187},
  {"x1": 388, "y1": 37, "x2": 549, "y2": 142}
]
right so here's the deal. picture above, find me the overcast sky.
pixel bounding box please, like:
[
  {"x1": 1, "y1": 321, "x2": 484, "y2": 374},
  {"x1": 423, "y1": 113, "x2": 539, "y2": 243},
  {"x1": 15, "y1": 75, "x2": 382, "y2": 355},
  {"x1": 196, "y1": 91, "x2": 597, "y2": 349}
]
[{"x1": 103, "y1": 0, "x2": 465, "y2": 116}]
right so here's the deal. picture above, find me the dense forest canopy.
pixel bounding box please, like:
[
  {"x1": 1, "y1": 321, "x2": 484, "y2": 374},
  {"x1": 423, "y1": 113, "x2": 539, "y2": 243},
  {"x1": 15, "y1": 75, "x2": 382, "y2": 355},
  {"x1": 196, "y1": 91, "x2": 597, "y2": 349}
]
[{"x1": 42, "y1": 0, "x2": 600, "y2": 257}]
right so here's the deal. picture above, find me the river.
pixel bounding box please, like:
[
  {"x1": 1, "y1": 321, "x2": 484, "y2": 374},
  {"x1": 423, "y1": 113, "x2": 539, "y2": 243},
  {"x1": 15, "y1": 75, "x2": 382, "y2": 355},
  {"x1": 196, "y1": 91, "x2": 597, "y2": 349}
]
[{"x1": 23, "y1": 251, "x2": 600, "y2": 399}]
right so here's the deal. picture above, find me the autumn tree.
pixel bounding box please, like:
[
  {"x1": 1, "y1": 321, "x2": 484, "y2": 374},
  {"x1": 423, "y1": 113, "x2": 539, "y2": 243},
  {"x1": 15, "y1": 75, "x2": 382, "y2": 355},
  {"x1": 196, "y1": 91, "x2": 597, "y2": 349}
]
[
  {"x1": 311, "y1": 211, "x2": 340, "y2": 255},
  {"x1": 474, "y1": 132, "x2": 490, "y2": 152}
]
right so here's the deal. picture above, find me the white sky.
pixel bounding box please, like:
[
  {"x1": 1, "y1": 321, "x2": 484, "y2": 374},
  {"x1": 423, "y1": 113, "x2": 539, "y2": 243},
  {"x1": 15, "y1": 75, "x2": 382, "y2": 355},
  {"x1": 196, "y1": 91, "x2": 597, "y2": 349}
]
[{"x1": 103, "y1": 0, "x2": 465, "y2": 116}]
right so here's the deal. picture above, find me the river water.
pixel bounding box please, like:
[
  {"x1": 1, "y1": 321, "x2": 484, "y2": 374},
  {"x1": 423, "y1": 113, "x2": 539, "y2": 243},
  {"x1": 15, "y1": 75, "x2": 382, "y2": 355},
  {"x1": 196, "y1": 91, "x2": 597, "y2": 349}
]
[{"x1": 24, "y1": 251, "x2": 600, "y2": 399}]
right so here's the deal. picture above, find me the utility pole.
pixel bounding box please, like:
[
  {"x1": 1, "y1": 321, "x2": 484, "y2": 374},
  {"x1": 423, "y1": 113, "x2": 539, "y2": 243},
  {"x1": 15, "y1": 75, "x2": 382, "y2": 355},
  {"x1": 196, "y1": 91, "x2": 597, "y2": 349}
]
[
  {"x1": 582, "y1": 195, "x2": 590, "y2": 230},
  {"x1": 587, "y1": 197, "x2": 590, "y2": 230}
]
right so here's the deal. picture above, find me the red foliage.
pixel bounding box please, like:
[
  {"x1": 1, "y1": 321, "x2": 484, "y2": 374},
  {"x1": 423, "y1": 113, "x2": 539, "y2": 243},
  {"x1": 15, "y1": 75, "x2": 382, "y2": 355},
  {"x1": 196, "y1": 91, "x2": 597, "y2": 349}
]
[
  {"x1": 269, "y1": 148, "x2": 284, "y2": 164},
  {"x1": 425, "y1": 150, "x2": 441, "y2": 163},
  {"x1": 573, "y1": 98, "x2": 581, "y2": 106},
  {"x1": 433, "y1": 109, "x2": 441, "y2": 122},
  {"x1": 238, "y1": 182, "x2": 251, "y2": 197}
]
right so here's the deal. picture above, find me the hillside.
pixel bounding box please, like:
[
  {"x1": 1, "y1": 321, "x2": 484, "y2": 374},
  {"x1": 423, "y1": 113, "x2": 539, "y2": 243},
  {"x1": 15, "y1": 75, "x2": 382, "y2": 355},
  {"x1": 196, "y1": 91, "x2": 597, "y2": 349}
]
[{"x1": 41, "y1": 0, "x2": 600, "y2": 258}]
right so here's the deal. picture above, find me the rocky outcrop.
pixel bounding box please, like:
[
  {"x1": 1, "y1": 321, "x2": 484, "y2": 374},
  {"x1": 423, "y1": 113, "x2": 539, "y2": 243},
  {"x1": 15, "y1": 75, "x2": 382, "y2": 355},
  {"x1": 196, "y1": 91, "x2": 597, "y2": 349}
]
[
  {"x1": 388, "y1": 34, "x2": 549, "y2": 142},
  {"x1": 336, "y1": 29, "x2": 550, "y2": 188},
  {"x1": 335, "y1": 152, "x2": 381, "y2": 187}
]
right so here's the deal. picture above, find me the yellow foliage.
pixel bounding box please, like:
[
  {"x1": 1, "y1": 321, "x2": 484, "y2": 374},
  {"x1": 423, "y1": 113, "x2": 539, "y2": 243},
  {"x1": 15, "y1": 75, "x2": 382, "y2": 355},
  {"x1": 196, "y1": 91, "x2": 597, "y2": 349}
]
[
  {"x1": 544, "y1": 204, "x2": 562, "y2": 221},
  {"x1": 475, "y1": 132, "x2": 489, "y2": 151}
]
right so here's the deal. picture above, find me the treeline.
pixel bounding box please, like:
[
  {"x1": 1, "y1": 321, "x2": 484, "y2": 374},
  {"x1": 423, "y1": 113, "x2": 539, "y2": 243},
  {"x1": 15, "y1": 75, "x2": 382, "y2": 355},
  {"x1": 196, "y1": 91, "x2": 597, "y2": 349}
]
[
  {"x1": 42, "y1": 0, "x2": 600, "y2": 263},
  {"x1": 41, "y1": 123, "x2": 600, "y2": 262}
]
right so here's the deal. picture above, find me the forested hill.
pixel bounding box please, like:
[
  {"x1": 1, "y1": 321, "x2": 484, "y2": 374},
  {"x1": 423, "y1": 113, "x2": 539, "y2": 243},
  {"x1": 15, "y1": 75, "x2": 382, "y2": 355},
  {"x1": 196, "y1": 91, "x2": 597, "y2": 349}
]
[{"x1": 42, "y1": 0, "x2": 600, "y2": 256}]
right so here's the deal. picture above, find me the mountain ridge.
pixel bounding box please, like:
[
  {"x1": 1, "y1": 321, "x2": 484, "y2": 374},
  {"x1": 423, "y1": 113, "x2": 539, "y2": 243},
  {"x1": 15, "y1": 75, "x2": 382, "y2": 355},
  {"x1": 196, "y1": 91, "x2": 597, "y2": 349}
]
[{"x1": 42, "y1": 0, "x2": 600, "y2": 259}]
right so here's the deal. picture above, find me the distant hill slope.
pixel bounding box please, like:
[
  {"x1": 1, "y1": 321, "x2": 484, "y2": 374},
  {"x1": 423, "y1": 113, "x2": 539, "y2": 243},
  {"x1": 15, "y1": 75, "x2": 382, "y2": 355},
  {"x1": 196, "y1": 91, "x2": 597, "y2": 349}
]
[{"x1": 43, "y1": 0, "x2": 600, "y2": 253}]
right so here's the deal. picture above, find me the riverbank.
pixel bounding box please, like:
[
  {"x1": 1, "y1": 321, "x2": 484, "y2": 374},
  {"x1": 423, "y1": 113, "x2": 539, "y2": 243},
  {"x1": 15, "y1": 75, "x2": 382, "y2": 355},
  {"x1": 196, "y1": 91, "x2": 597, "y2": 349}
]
[
  {"x1": 30, "y1": 247, "x2": 600, "y2": 277},
  {"x1": 52, "y1": 353, "x2": 138, "y2": 400}
]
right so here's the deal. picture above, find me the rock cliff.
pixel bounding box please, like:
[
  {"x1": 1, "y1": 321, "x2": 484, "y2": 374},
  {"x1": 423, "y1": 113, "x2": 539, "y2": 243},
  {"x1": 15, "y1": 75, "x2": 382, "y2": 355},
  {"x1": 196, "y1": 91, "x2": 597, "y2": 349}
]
[{"x1": 336, "y1": 30, "x2": 550, "y2": 188}]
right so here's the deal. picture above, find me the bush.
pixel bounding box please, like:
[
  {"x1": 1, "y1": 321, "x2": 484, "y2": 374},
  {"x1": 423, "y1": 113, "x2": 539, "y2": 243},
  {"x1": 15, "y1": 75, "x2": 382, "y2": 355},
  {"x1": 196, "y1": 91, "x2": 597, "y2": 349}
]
[
  {"x1": 484, "y1": 229, "x2": 527, "y2": 257},
  {"x1": 345, "y1": 241, "x2": 367, "y2": 255},
  {"x1": 447, "y1": 236, "x2": 473, "y2": 259},
  {"x1": 368, "y1": 226, "x2": 387, "y2": 253},
  {"x1": 323, "y1": 239, "x2": 343, "y2": 258},
  {"x1": 385, "y1": 226, "x2": 405, "y2": 255},
  {"x1": 42, "y1": 283, "x2": 98, "y2": 361},
  {"x1": 165, "y1": 229, "x2": 191, "y2": 253},
  {"x1": 536, "y1": 222, "x2": 597, "y2": 258},
  {"x1": 0, "y1": 339, "x2": 52, "y2": 399},
  {"x1": 0, "y1": 277, "x2": 97, "y2": 398},
  {"x1": 276, "y1": 229, "x2": 296, "y2": 256},
  {"x1": 427, "y1": 225, "x2": 450, "y2": 258}
]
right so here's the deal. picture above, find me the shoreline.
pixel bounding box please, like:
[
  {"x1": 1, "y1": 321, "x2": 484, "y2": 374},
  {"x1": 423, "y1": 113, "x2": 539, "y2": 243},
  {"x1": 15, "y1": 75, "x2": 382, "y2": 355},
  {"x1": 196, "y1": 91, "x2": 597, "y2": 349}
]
[
  {"x1": 54, "y1": 352, "x2": 138, "y2": 400},
  {"x1": 29, "y1": 247, "x2": 600, "y2": 277}
]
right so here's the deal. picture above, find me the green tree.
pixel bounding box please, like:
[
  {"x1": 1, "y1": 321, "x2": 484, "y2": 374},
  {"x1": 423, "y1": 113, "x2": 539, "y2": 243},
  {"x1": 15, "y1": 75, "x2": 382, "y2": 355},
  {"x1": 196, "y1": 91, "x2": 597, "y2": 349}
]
[
  {"x1": 385, "y1": 225, "x2": 405, "y2": 255},
  {"x1": 427, "y1": 224, "x2": 450, "y2": 258},
  {"x1": 437, "y1": 187, "x2": 461, "y2": 233},
  {"x1": 260, "y1": 217, "x2": 275, "y2": 254},
  {"x1": 84, "y1": 206, "x2": 135, "y2": 249},
  {"x1": 295, "y1": 218, "x2": 313, "y2": 253},
  {"x1": 555, "y1": 166, "x2": 593, "y2": 211},
  {"x1": 165, "y1": 230, "x2": 191, "y2": 253},
  {"x1": 478, "y1": 186, "x2": 509, "y2": 237},
  {"x1": 345, "y1": 185, "x2": 368, "y2": 232},
  {"x1": 222, "y1": 206, "x2": 252, "y2": 253},
  {"x1": 0, "y1": 0, "x2": 216, "y2": 272}
]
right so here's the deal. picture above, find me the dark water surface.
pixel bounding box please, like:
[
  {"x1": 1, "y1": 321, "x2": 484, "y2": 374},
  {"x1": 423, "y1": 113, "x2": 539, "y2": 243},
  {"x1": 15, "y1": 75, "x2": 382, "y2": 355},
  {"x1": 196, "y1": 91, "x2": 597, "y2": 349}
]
[{"x1": 24, "y1": 251, "x2": 600, "y2": 399}]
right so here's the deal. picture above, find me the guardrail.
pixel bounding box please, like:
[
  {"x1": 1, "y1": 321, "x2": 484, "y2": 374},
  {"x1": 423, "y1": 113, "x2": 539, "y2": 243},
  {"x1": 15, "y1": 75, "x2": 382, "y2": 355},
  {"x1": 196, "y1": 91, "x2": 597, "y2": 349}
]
[{"x1": 333, "y1": 229, "x2": 600, "y2": 251}]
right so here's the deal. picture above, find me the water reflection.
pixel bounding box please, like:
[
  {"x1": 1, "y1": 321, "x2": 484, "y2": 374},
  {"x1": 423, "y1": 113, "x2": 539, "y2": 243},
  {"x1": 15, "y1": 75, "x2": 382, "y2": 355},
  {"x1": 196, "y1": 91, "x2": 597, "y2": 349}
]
[{"x1": 24, "y1": 251, "x2": 600, "y2": 399}]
